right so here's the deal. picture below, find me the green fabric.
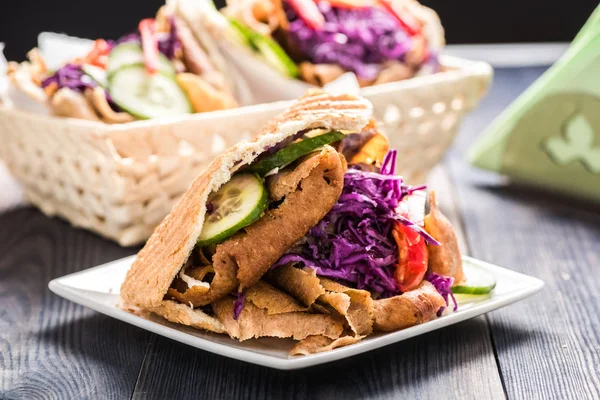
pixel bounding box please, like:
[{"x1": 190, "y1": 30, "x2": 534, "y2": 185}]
[{"x1": 468, "y1": 5, "x2": 600, "y2": 202}]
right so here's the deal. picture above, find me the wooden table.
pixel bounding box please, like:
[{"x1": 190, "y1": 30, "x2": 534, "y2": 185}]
[{"x1": 1, "y1": 67, "x2": 599, "y2": 399}]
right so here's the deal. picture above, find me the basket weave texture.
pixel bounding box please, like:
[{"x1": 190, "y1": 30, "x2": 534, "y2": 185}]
[{"x1": 0, "y1": 55, "x2": 491, "y2": 246}]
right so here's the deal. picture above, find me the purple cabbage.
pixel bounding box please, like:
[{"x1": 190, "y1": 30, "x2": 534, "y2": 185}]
[
  {"x1": 285, "y1": 1, "x2": 414, "y2": 79},
  {"x1": 41, "y1": 64, "x2": 97, "y2": 93},
  {"x1": 232, "y1": 292, "x2": 246, "y2": 320},
  {"x1": 114, "y1": 18, "x2": 181, "y2": 60},
  {"x1": 273, "y1": 149, "x2": 438, "y2": 298},
  {"x1": 158, "y1": 17, "x2": 181, "y2": 60},
  {"x1": 114, "y1": 32, "x2": 141, "y2": 46},
  {"x1": 41, "y1": 63, "x2": 122, "y2": 112},
  {"x1": 425, "y1": 272, "x2": 458, "y2": 316}
]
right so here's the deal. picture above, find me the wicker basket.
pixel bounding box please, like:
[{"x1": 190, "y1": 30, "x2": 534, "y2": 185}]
[{"x1": 0, "y1": 55, "x2": 491, "y2": 246}]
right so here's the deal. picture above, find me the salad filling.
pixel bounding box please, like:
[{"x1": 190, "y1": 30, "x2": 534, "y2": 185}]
[
  {"x1": 6, "y1": 4, "x2": 237, "y2": 122},
  {"x1": 222, "y1": 0, "x2": 443, "y2": 86}
]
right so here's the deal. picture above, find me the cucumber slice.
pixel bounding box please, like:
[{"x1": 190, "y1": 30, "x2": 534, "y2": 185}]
[
  {"x1": 198, "y1": 173, "x2": 267, "y2": 246},
  {"x1": 253, "y1": 35, "x2": 299, "y2": 78},
  {"x1": 108, "y1": 64, "x2": 192, "y2": 119},
  {"x1": 453, "y1": 293, "x2": 492, "y2": 305},
  {"x1": 227, "y1": 18, "x2": 257, "y2": 50},
  {"x1": 247, "y1": 131, "x2": 345, "y2": 176},
  {"x1": 452, "y1": 263, "x2": 497, "y2": 294},
  {"x1": 107, "y1": 43, "x2": 175, "y2": 77},
  {"x1": 82, "y1": 64, "x2": 108, "y2": 88},
  {"x1": 228, "y1": 18, "x2": 299, "y2": 78}
]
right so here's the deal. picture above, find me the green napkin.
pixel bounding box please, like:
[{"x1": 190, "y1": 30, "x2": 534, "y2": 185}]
[{"x1": 468, "y1": 6, "x2": 600, "y2": 203}]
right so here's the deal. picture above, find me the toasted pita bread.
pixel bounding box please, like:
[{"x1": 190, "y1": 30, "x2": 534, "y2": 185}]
[
  {"x1": 5, "y1": 61, "x2": 51, "y2": 114},
  {"x1": 213, "y1": 296, "x2": 344, "y2": 341},
  {"x1": 265, "y1": 265, "x2": 325, "y2": 307},
  {"x1": 402, "y1": 0, "x2": 445, "y2": 51},
  {"x1": 172, "y1": 0, "x2": 240, "y2": 95},
  {"x1": 120, "y1": 91, "x2": 372, "y2": 330},
  {"x1": 289, "y1": 335, "x2": 364, "y2": 356},
  {"x1": 424, "y1": 191, "x2": 464, "y2": 285},
  {"x1": 373, "y1": 281, "x2": 445, "y2": 332}
]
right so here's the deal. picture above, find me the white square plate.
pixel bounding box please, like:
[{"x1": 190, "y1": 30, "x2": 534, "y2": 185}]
[{"x1": 49, "y1": 256, "x2": 543, "y2": 370}]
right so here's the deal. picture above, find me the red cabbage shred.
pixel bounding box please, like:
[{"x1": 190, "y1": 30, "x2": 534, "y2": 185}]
[
  {"x1": 232, "y1": 292, "x2": 246, "y2": 320},
  {"x1": 285, "y1": 1, "x2": 414, "y2": 79},
  {"x1": 114, "y1": 18, "x2": 180, "y2": 60},
  {"x1": 273, "y1": 149, "x2": 439, "y2": 298},
  {"x1": 41, "y1": 64, "x2": 97, "y2": 93},
  {"x1": 425, "y1": 272, "x2": 458, "y2": 315}
]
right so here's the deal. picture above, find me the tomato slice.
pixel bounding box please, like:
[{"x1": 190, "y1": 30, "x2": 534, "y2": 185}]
[
  {"x1": 288, "y1": 0, "x2": 325, "y2": 30},
  {"x1": 82, "y1": 39, "x2": 111, "y2": 69},
  {"x1": 392, "y1": 221, "x2": 428, "y2": 292},
  {"x1": 378, "y1": 0, "x2": 422, "y2": 36},
  {"x1": 138, "y1": 18, "x2": 160, "y2": 74}
]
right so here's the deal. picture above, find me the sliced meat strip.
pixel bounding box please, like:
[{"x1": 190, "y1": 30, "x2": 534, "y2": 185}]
[
  {"x1": 245, "y1": 281, "x2": 307, "y2": 315},
  {"x1": 298, "y1": 62, "x2": 346, "y2": 87},
  {"x1": 424, "y1": 190, "x2": 464, "y2": 285},
  {"x1": 212, "y1": 297, "x2": 343, "y2": 341},
  {"x1": 318, "y1": 278, "x2": 374, "y2": 336},
  {"x1": 50, "y1": 88, "x2": 100, "y2": 121},
  {"x1": 227, "y1": 146, "x2": 345, "y2": 291},
  {"x1": 166, "y1": 253, "x2": 237, "y2": 306},
  {"x1": 373, "y1": 281, "x2": 445, "y2": 332},
  {"x1": 266, "y1": 151, "x2": 322, "y2": 202},
  {"x1": 265, "y1": 265, "x2": 325, "y2": 307},
  {"x1": 148, "y1": 300, "x2": 225, "y2": 334},
  {"x1": 165, "y1": 146, "x2": 345, "y2": 306}
]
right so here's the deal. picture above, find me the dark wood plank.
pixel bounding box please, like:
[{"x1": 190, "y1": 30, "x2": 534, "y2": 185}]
[
  {"x1": 448, "y1": 67, "x2": 600, "y2": 399},
  {"x1": 0, "y1": 208, "x2": 150, "y2": 399},
  {"x1": 132, "y1": 317, "x2": 502, "y2": 400},
  {"x1": 130, "y1": 165, "x2": 504, "y2": 400}
]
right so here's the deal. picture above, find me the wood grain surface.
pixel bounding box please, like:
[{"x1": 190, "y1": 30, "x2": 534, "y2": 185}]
[
  {"x1": 0, "y1": 209, "x2": 147, "y2": 399},
  {"x1": 448, "y1": 67, "x2": 600, "y2": 400},
  {"x1": 1, "y1": 67, "x2": 599, "y2": 399}
]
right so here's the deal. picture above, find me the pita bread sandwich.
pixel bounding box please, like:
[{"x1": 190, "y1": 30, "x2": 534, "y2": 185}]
[
  {"x1": 4, "y1": 1, "x2": 237, "y2": 123},
  {"x1": 121, "y1": 90, "x2": 465, "y2": 355},
  {"x1": 177, "y1": 0, "x2": 444, "y2": 87}
]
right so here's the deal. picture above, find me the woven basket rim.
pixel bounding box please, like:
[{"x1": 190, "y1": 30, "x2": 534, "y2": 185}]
[{"x1": 0, "y1": 55, "x2": 492, "y2": 136}]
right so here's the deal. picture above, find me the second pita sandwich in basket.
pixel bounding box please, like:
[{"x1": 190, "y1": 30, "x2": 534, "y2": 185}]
[
  {"x1": 121, "y1": 90, "x2": 471, "y2": 356},
  {"x1": 4, "y1": 0, "x2": 237, "y2": 122}
]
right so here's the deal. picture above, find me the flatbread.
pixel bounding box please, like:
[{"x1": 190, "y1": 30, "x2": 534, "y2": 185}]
[{"x1": 120, "y1": 90, "x2": 372, "y2": 312}]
